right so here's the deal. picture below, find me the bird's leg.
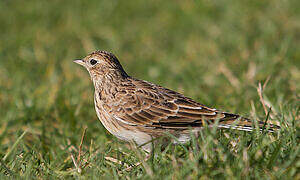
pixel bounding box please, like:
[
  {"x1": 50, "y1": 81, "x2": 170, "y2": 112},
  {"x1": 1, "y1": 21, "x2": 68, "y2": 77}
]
[
  {"x1": 123, "y1": 141, "x2": 152, "y2": 171},
  {"x1": 104, "y1": 156, "x2": 130, "y2": 168},
  {"x1": 105, "y1": 141, "x2": 153, "y2": 171},
  {"x1": 123, "y1": 152, "x2": 151, "y2": 171},
  {"x1": 104, "y1": 148, "x2": 131, "y2": 168},
  {"x1": 104, "y1": 151, "x2": 151, "y2": 171}
]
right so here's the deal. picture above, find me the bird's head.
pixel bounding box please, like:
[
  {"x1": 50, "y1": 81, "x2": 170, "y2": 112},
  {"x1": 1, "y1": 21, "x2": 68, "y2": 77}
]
[{"x1": 74, "y1": 50, "x2": 128, "y2": 80}]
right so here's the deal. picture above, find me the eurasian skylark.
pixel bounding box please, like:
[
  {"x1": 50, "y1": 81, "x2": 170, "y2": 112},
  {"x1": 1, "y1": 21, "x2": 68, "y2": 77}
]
[{"x1": 74, "y1": 50, "x2": 279, "y2": 152}]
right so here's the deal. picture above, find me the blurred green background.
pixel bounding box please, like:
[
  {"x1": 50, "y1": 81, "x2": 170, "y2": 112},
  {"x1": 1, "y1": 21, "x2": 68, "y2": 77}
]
[{"x1": 0, "y1": 0, "x2": 299, "y2": 178}]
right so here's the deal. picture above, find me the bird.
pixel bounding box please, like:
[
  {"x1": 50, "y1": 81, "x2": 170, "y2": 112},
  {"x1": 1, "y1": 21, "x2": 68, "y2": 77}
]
[{"x1": 74, "y1": 50, "x2": 280, "y2": 153}]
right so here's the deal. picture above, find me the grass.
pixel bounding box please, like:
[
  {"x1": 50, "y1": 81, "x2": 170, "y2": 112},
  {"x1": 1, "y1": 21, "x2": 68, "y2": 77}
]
[{"x1": 0, "y1": 0, "x2": 299, "y2": 179}]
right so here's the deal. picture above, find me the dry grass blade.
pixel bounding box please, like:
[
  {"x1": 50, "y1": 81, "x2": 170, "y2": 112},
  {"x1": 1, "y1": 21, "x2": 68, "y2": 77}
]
[
  {"x1": 77, "y1": 127, "x2": 87, "y2": 165},
  {"x1": 257, "y1": 82, "x2": 268, "y2": 116},
  {"x1": 70, "y1": 153, "x2": 81, "y2": 174},
  {"x1": 68, "y1": 127, "x2": 87, "y2": 174},
  {"x1": 262, "y1": 76, "x2": 271, "y2": 91},
  {"x1": 218, "y1": 62, "x2": 241, "y2": 91}
]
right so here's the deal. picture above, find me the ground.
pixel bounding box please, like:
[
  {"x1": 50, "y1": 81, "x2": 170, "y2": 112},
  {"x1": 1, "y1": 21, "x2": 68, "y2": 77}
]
[{"x1": 0, "y1": 0, "x2": 299, "y2": 179}]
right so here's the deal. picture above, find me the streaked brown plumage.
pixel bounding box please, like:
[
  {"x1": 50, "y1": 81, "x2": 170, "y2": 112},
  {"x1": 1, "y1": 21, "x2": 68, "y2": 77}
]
[{"x1": 74, "y1": 50, "x2": 279, "y2": 152}]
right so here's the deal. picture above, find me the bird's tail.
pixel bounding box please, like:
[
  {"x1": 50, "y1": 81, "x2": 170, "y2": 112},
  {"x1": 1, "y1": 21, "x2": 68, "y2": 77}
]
[{"x1": 217, "y1": 113, "x2": 280, "y2": 132}]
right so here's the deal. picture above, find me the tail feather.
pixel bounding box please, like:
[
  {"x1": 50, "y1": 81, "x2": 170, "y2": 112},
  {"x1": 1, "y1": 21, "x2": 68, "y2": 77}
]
[{"x1": 218, "y1": 112, "x2": 280, "y2": 132}]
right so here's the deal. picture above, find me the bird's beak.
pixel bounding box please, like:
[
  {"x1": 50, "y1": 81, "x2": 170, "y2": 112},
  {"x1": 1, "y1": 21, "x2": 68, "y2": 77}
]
[{"x1": 73, "y1": 59, "x2": 85, "y2": 66}]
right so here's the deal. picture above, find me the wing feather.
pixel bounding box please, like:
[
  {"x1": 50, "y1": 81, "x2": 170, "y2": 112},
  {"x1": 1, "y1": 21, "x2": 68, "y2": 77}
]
[{"x1": 108, "y1": 79, "x2": 228, "y2": 129}]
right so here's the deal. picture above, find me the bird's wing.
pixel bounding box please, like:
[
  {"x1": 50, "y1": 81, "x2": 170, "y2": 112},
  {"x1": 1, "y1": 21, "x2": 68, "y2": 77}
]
[{"x1": 108, "y1": 79, "x2": 242, "y2": 129}]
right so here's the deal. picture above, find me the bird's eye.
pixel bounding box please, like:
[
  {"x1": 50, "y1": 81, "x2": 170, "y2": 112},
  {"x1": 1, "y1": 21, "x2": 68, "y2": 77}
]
[{"x1": 90, "y1": 59, "x2": 97, "y2": 65}]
